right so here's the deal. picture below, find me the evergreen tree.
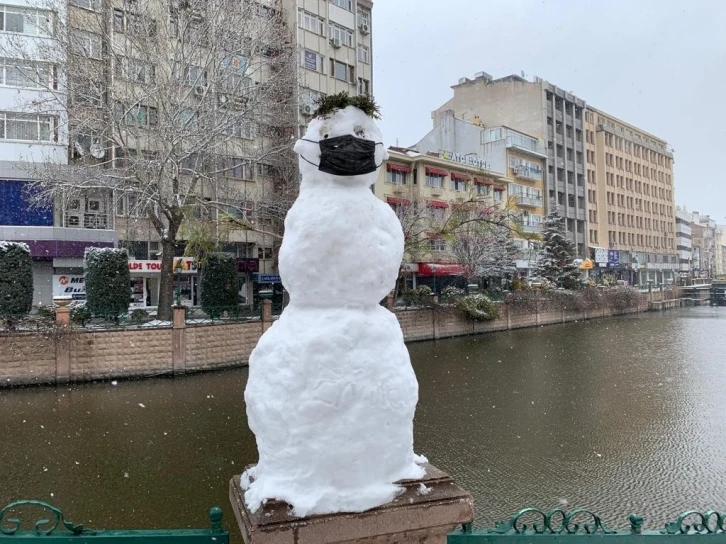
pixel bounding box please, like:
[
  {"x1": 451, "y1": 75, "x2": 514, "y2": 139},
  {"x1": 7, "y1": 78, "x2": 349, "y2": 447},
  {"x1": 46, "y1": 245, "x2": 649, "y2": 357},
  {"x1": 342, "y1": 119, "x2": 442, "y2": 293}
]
[
  {"x1": 85, "y1": 248, "x2": 131, "y2": 319},
  {"x1": 201, "y1": 253, "x2": 239, "y2": 318},
  {"x1": 534, "y1": 209, "x2": 581, "y2": 289},
  {"x1": 0, "y1": 241, "x2": 33, "y2": 319}
]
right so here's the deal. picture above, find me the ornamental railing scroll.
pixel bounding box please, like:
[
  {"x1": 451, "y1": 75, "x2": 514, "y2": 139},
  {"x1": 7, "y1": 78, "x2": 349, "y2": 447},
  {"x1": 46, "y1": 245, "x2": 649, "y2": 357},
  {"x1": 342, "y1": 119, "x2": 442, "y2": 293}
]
[
  {"x1": 448, "y1": 508, "x2": 726, "y2": 543},
  {"x1": 0, "y1": 501, "x2": 228, "y2": 543}
]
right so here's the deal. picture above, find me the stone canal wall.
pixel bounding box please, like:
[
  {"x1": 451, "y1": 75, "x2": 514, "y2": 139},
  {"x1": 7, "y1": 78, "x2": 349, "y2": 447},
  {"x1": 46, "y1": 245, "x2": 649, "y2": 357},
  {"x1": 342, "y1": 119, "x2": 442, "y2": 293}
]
[{"x1": 0, "y1": 290, "x2": 673, "y2": 386}]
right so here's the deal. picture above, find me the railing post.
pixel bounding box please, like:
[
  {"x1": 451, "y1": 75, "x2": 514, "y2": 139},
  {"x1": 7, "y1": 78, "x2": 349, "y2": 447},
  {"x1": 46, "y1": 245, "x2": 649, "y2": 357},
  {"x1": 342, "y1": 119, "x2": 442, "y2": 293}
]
[
  {"x1": 172, "y1": 305, "x2": 186, "y2": 375},
  {"x1": 54, "y1": 305, "x2": 71, "y2": 385},
  {"x1": 261, "y1": 299, "x2": 273, "y2": 333}
]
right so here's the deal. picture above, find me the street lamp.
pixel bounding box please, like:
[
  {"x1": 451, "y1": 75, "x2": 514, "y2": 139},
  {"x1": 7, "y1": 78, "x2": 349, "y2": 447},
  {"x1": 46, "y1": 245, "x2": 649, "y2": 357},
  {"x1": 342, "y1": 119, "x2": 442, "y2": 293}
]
[{"x1": 174, "y1": 258, "x2": 183, "y2": 306}]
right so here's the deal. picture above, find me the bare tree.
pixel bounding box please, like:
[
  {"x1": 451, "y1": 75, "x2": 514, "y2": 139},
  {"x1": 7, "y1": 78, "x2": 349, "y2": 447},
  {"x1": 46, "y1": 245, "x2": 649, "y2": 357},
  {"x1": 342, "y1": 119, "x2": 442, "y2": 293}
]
[
  {"x1": 1, "y1": 0, "x2": 297, "y2": 319},
  {"x1": 449, "y1": 222, "x2": 519, "y2": 285}
]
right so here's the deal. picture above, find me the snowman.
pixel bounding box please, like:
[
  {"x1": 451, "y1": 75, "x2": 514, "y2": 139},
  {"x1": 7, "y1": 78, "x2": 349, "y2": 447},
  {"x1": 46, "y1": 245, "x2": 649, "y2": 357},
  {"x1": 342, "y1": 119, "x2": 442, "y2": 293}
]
[{"x1": 242, "y1": 99, "x2": 426, "y2": 517}]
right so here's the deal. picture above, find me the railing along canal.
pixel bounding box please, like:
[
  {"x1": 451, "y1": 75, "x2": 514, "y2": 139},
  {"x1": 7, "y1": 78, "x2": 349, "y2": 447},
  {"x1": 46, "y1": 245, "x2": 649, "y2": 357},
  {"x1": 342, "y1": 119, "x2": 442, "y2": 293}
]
[
  {"x1": 448, "y1": 508, "x2": 726, "y2": 543},
  {"x1": 0, "y1": 501, "x2": 229, "y2": 543}
]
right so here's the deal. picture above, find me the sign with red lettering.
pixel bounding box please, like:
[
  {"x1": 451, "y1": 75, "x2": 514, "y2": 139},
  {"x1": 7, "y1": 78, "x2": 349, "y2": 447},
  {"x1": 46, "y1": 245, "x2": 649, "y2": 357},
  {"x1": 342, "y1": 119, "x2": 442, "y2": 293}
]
[{"x1": 128, "y1": 258, "x2": 198, "y2": 274}]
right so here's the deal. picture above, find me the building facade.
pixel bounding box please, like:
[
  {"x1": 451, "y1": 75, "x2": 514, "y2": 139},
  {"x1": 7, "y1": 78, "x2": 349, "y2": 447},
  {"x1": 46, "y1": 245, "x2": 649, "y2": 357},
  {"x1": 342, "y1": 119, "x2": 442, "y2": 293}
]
[
  {"x1": 0, "y1": 0, "x2": 117, "y2": 306},
  {"x1": 675, "y1": 206, "x2": 693, "y2": 280},
  {"x1": 373, "y1": 147, "x2": 509, "y2": 293},
  {"x1": 412, "y1": 110, "x2": 546, "y2": 275},
  {"x1": 431, "y1": 72, "x2": 588, "y2": 257},
  {"x1": 585, "y1": 107, "x2": 677, "y2": 286}
]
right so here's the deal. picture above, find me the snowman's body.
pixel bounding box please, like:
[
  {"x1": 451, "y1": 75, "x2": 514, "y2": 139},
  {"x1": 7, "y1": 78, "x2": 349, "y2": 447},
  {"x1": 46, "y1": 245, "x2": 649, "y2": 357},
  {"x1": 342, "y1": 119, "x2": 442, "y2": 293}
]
[{"x1": 243, "y1": 107, "x2": 424, "y2": 517}]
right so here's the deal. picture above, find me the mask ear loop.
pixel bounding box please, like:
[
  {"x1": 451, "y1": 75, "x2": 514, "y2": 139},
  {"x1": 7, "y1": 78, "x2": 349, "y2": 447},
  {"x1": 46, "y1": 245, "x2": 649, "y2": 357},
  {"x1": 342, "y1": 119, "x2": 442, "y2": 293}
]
[{"x1": 300, "y1": 154, "x2": 321, "y2": 168}]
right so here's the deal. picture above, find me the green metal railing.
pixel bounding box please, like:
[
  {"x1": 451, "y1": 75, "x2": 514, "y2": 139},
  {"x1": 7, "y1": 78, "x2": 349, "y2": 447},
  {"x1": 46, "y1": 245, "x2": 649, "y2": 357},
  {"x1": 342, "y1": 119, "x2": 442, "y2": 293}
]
[
  {"x1": 448, "y1": 508, "x2": 726, "y2": 543},
  {"x1": 0, "y1": 501, "x2": 229, "y2": 544}
]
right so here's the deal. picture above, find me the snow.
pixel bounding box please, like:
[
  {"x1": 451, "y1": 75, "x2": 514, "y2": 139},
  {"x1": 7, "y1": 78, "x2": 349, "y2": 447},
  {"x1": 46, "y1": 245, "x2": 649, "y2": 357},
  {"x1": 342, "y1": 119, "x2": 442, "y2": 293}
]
[
  {"x1": 0, "y1": 240, "x2": 30, "y2": 253},
  {"x1": 243, "y1": 106, "x2": 425, "y2": 518}
]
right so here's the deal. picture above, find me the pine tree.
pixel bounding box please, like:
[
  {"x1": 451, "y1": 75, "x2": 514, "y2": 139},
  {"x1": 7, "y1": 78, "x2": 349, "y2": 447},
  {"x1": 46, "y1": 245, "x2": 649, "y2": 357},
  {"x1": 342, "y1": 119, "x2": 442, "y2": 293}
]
[
  {"x1": 534, "y1": 209, "x2": 581, "y2": 289},
  {"x1": 0, "y1": 241, "x2": 33, "y2": 319},
  {"x1": 201, "y1": 253, "x2": 239, "y2": 318}
]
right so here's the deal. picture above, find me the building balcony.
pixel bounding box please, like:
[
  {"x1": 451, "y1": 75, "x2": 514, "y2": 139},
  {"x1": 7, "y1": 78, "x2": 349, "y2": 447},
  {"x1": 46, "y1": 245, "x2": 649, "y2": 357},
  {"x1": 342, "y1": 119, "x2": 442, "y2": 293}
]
[
  {"x1": 575, "y1": 141, "x2": 583, "y2": 153},
  {"x1": 515, "y1": 195, "x2": 543, "y2": 208},
  {"x1": 576, "y1": 186, "x2": 585, "y2": 197},
  {"x1": 513, "y1": 165, "x2": 543, "y2": 181},
  {"x1": 576, "y1": 209, "x2": 586, "y2": 221},
  {"x1": 576, "y1": 163, "x2": 584, "y2": 174},
  {"x1": 566, "y1": 137, "x2": 574, "y2": 149},
  {"x1": 521, "y1": 222, "x2": 541, "y2": 234},
  {"x1": 577, "y1": 232, "x2": 585, "y2": 244},
  {"x1": 566, "y1": 160, "x2": 574, "y2": 171},
  {"x1": 0, "y1": 225, "x2": 117, "y2": 259},
  {"x1": 558, "y1": 204, "x2": 566, "y2": 216},
  {"x1": 556, "y1": 180, "x2": 565, "y2": 192},
  {"x1": 555, "y1": 110, "x2": 564, "y2": 122}
]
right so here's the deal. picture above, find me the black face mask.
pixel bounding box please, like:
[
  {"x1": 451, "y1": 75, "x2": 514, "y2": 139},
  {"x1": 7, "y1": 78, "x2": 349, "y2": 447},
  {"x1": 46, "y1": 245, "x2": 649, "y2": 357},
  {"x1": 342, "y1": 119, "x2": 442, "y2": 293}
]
[{"x1": 301, "y1": 135, "x2": 383, "y2": 176}]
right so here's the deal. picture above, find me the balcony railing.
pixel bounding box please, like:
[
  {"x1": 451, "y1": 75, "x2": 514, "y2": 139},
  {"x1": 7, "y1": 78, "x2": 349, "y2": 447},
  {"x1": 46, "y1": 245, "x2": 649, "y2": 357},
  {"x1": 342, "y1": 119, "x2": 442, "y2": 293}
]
[
  {"x1": 513, "y1": 166, "x2": 542, "y2": 181},
  {"x1": 521, "y1": 223, "x2": 541, "y2": 234},
  {"x1": 515, "y1": 195, "x2": 543, "y2": 208}
]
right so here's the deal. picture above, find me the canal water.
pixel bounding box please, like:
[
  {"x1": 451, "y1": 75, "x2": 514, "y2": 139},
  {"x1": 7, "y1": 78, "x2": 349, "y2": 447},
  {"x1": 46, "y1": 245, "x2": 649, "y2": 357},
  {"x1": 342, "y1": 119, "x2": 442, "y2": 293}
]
[{"x1": 1, "y1": 306, "x2": 725, "y2": 536}]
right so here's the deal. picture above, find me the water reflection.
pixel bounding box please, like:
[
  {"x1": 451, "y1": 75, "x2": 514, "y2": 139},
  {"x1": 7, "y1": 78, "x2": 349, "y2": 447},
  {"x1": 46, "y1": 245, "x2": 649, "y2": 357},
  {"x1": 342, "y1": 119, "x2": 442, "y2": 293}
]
[{"x1": 1, "y1": 307, "x2": 725, "y2": 537}]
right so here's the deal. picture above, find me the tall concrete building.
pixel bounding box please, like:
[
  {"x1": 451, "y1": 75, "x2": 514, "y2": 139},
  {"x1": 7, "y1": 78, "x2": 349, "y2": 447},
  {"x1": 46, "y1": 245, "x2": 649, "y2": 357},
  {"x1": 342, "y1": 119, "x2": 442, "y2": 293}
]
[
  {"x1": 432, "y1": 72, "x2": 588, "y2": 257},
  {"x1": 675, "y1": 207, "x2": 693, "y2": 280},
  {"x1": 585, "y1": 107, "x2": 677, "y2": 285},
  {"x1": 287, "y1": 0, "x2": 374, "y2": 131}
]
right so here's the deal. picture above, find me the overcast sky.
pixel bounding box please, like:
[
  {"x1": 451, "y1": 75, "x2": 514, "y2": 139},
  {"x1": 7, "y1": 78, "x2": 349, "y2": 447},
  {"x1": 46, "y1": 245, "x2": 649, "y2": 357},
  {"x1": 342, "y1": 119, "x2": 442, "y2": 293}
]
[{"x1": 372, "y1": 0, "x2": 726, "y2": 221}]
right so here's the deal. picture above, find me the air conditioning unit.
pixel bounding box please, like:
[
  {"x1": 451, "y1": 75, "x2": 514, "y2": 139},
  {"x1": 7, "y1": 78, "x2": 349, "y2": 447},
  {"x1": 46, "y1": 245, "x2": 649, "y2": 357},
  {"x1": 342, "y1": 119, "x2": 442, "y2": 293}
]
[
  {"x1": 66, "y1": 214, "x2": 81, "y2": 227},
  {"x1": 217, "y1": 93, "x2": 229, "y2": 106},
  {"x1": 359, "y1": 23, "x2": 370, "y2": 34},
  {"x1": 232, "y1": 95, "x2": 247, "y2": 109},
  {"x1": 330, "y1": 37, "x2": 341, "y2": 48},
  {"x1": 300, "y1": 104, "x2": 313, "y2": 116},
  {"x1": 194, "y1": 85, "x2": 207, "y2": 97},
  {"x1": 261, "y1": 46, "x2": 276, "y2": 57}
]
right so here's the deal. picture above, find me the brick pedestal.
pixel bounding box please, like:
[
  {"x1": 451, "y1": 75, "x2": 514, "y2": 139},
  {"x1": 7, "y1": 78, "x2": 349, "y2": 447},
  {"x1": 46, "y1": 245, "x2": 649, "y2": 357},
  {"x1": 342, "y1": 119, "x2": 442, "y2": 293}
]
[{"x1": 229, "y1": 463, "x2": 473, "y2": 544}]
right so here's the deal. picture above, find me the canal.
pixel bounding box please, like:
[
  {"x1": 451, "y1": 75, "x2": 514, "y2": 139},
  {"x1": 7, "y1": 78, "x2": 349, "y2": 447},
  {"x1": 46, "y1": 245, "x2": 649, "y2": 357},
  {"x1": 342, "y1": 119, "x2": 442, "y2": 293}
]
[{"x1": 1, "y1": 306, "x2": 725, "y2": 537}]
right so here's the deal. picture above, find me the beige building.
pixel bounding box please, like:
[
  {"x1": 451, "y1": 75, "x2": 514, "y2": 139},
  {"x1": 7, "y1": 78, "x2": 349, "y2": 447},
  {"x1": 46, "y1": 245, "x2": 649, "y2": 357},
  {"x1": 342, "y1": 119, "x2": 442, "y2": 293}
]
[
  {"x1": 288, "y1": 0, "x2": 373, "y2": 130},
  {"x1": 373, "y1": 148, "x2": 509, "y2": 291},
  {"x1": 585, "y1": 107, "x2": 677, "y2": 285}
]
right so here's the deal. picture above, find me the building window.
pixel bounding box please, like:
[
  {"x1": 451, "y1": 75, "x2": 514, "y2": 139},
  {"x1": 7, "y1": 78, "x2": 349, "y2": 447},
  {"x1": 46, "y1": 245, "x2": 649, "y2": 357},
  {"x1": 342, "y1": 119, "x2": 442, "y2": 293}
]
[
  {"x1": 425, "y1": 173, "x2": 444, "y2": 189},
  {"x1": 258, "y1": 247, "x2": 273, "y2": 260},
  {"x1": 0, "y1": 5, "x2": 51, "y2": 36},
  {"x1": 113, "y1": 10, "x2": 157, "y2": 37},
  {"x1": 71, "y1": 0, "x2": 101, "y2": 10},
  {"x1": 0, "y1": 112, "x2": 57, "y2": 142},
  {"x1": 224, "y1": 157, "x2": 253, "y2": 180},
  {"x1": 475, "y1": 183, "x2": 490, "y2": 196},
  {"x1": 451, "y1": 177, "x2": 467, "y2": 192},
  {"x1": 301, "y1": 50, "x2": 325, "y2": 73},
  {"x1": 357, "y1": 10, "x2": 370, "y2": 27},
  {"x1": 329, "y1": 23, "x2": 354, "y2": 47},
  {"x1": 0, "y1": 58, "x2": 55, "y2": 89},
  {"x1": 226, "y1": 120, "x2": 254, "y2": 140},
  {"x1": 357, "y1": 45, "x2": 370, "y2": 64},
  {"x1": 386, "y1": 169, "x2": 407, "y2": 185},
  {"x1": 429, "y1": 237, "x2": 446, "y2": 252},
  {"x1": 330, "y1": 0, "x2": 353, "y2": 11},
  {"x1": 357, "y1": 77, "x2": 370, "y2": 96},
  {"x1": 330, "y1": 59, "x2": 355, "y2": 82},
  {"x1": 493, "y1": 189, "x2": 504, "y2": 201},
  {"x1": 71, "y1": 29, "x2": 103, "y2": 59},
  {"x1": 115, "y1": 56, "x2": 155, "y2": 84},
  {"x1": 114, "y1": 102, "x2": 158, "y2": 128},
  {"x1": 298, "y1": 10, "x2": 325, "y2": 35}
]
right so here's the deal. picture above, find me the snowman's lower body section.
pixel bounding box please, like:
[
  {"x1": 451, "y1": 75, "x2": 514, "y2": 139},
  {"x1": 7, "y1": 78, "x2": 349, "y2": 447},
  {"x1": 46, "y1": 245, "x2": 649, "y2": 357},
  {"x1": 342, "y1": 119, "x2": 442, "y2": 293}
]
[{"x1": 244, "y1": 303, "x2": 425, "y2": 517}]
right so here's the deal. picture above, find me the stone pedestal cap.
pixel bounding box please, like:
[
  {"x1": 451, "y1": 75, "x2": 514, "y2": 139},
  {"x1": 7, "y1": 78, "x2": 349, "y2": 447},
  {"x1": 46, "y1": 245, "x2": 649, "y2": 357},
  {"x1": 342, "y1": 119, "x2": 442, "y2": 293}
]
[{"x1": 229, "y1": 463, "x2": 474, "y2": 544}]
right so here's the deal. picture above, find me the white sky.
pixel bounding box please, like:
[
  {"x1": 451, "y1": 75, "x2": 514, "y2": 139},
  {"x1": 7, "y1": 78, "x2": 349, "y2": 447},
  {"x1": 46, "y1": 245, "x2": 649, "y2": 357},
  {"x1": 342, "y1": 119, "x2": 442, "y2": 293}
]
[{"x1": 373, "y1": 0, "x2": 726, "y2": 220}]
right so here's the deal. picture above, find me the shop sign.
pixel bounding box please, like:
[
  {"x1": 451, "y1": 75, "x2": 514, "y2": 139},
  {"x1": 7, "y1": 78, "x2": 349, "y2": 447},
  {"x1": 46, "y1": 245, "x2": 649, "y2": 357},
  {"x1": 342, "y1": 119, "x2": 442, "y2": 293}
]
[
  {"x1": 401, "y1": 263, "x2": 419, "y2": 272},
  {"x1": 53, "y1": 275, "x2": 86, "y2": 300},
  {"x1": 417, "y1": 262, "x2": 464, "y2": 277},
  {"x1": 608, "y1": 250, "x2": 620, "y2": 268},
  {"x1": 578, "y1": 259, "x2": 594, "y2": 270},
  {"x1": 438, "y1": 149, "x2": 490, "y2": 171},
  {"x1": 593, "y1": 247, "x2": 608, "y2": 266},
  {"x1": 128, "y1": 258, "x2": 197, "y2": 273},
  {"x1": 257, "y1": 274, "x2": 281, "y2": 283}
]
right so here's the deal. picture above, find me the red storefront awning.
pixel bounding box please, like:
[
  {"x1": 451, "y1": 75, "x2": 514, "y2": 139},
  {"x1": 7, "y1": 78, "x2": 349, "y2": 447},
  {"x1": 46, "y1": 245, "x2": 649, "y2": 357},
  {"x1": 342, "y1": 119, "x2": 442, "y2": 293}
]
[
  {"x1": 451, "y1": 172, "x2": 471, "y2": 181},
  {"x1": 387, "y1": 196, "x2": 411, "y2": 206},
  {"x1": 474, "y1": 177, "x2": 494, "y2": 185},
  {"x1": 418, "y1": 262, "x2": 465, "y2": 277},
  {"x1": 425, "y1": 167, "x2": 449, "y2": 177},
  {"x1": 427, "y1": 200, "x2": 448, "y2": 208},
  {"x1": 493, "y1": 184, "x2": 506, "y2": 191},
  {"x1": 386, "y1": 163, "x2": 411, "y2": 173}
]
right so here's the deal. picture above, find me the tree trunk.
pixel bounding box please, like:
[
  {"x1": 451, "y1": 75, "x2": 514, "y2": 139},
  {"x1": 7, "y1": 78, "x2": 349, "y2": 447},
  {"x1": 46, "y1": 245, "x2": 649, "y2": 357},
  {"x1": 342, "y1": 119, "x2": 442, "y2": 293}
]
[{"x1": 157, "y1": 238, "x2": 176, "y2": 321}]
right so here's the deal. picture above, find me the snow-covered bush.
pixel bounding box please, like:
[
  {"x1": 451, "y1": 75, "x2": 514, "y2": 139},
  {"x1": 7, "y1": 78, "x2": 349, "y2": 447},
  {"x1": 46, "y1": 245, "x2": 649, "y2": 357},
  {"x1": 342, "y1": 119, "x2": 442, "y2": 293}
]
[
  {"x1": 201, "y1": 253, "x2": 239, "y2": 318},
  {"x1": 457, "y1": 294, "x2": 499, "y2": 321},
  {"x1": 85, "y1": 248, "x2": 131, "y2": 320},
  {"x1": 0, "y1": 241, "x2": 33, "y2": 321},
  {"x1": 440, "y1": 285, "x2": 465, "y2": 302},
  {"x1": 402, "y1": 285, "x2": 433, "y2": 307},
  {"x1": 603, "y1": 286, "x2": 641, "y2": 311},
  {"x1": 601, "y1": 274, "x2": 617, "y2": 287}
]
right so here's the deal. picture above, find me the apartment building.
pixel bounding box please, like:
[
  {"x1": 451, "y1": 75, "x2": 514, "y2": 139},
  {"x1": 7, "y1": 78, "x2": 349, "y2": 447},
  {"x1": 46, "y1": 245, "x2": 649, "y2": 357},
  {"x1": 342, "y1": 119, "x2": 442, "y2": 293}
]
[
  {"x1": 675, "y1": 206, "x2": 692, "y2": 279},
  {"x1": 288, "y1": 0, "x2": 373, "y2": 130},
  {"x1": 373, "y1": 147, "x2": 508, "y2": 293},
  {"x1": 0, "y1": 0, "x2": 118, "y2": 306},
  {"x1": 431, "y1": 72, "x2": 588, "y2": 258},
  {"x1": 412, "y1": 110, "x2": 546, "y2": 275},
  {"x1": 585, "y1": 107, "x2": 677, "y2": 286}
]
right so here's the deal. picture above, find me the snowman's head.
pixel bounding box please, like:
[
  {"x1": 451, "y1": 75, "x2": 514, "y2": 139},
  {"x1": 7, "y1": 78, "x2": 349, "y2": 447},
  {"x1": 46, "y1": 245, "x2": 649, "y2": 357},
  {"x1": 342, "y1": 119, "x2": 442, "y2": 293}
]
[{"x1": 294, "y1": 106, "x2": 389, "y2": 187}]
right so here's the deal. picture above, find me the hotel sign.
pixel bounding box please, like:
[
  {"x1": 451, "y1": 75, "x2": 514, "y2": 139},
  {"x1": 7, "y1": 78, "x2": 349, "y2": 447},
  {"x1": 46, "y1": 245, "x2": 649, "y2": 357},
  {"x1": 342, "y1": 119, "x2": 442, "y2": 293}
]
[{"x1": 438, "y1": 150, "x2": 490, "y2": 171}]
